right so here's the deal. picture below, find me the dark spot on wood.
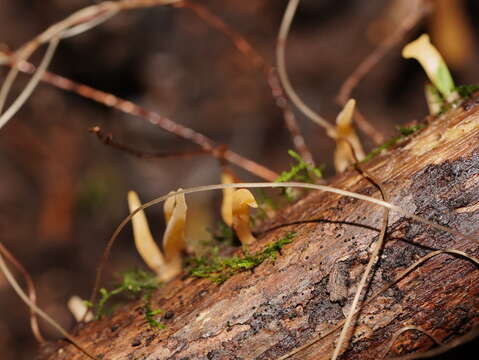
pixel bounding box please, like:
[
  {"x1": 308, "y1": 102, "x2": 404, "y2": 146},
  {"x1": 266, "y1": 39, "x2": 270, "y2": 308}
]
[
  {"x1": 195, "y1": 289, "x2": 208, "y2": 300},
  {"x1": 131, "y1": 336, "x2": 142, "y2": 347},
  {"x1": 462, "y1": 95, "x2": 479, "y2": 111},
  {"x1": 163, "y1": 310, "x2": 174, "y2": 320}
]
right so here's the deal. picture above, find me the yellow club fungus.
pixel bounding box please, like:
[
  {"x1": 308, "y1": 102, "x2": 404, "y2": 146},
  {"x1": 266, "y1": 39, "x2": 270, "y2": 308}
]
[
  {"x1": 331, "y1": 99, "x2": 365, "y2": 173},
  {"x1": 402, "y1": 34, "x2": 458, "y2": 102},
  {"x1": 128, "y1": 189, "x2": 187, "y2": 282},
  {"x1": 221, "y1": 170, "x2": 236, "y2": 227},
  {"x1": 232, "y1": 189, "x2": 258, "y2": 246}
]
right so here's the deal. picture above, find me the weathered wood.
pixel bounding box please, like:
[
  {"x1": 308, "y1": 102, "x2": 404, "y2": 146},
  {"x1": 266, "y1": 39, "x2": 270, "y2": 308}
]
[{"x1": 39, "y1": 99, "x2": 479, "y2": 360}]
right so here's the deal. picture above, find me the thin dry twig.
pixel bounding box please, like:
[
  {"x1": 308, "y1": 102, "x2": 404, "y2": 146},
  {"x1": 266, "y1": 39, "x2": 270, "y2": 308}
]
[
  {"x1": 0, "y1": 243, "x2": 45, "y2": 344},
  {"x1": 89, "y1": 126, "x2": 209, "y2": 159},
  {"x1": 176, "y1": 0, "x2": 315, "y2": 165},
  {"x1": 0, "y1": 37, "x2": 60, "y2": 129},
  {"x1": 382, "y1": 325, "x2": 443, "y2": 359},
  {"x1": 0, "y1": 244, "x2": 98, "y2": 360}
]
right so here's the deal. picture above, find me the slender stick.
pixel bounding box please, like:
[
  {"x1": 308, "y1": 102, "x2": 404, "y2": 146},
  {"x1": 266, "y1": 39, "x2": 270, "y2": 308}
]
[
  {"x1": 0, "y1": 37, "x2": 60, "y2": 129},
  {"x1": 89, "y1": 126, "x2": 209, "y2": 159}
]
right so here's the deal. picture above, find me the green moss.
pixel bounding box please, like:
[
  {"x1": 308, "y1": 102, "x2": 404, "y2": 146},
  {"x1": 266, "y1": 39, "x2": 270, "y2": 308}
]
[
  {"x1": 276, "y1": 150, "x2": 322, "y2": 183},
  {"x1": 362, "y1": 124, "x2": 425, "y2": 162},
  {"x1": 276, "y1": 150, "x2": 323, "y2": 201},
  {"x1": 188, "y1": 232, "x2": 296, "y2": 284}
]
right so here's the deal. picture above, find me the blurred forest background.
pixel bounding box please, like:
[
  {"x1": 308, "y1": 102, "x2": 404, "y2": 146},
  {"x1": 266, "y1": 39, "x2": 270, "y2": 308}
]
[{"x1": 1, "y1": 0, "x2": 479, "y2": 359}]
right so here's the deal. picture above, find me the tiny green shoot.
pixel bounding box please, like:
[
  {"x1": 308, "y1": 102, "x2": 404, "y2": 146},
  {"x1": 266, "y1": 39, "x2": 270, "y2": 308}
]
[
  {"x1": 92, "y1": 269, "x2": 160, "y2": 321},
  {"x1": 142, "y1": 293, "x2": 165, "y2": 329},
  {"x1": 276, "y1": 150, "x2": 323, "y2": 201}
]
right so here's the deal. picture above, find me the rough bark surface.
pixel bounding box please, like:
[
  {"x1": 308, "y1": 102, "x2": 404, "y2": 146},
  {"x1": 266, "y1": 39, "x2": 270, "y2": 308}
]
[{"x1": 38, "y1": 98, "x2": 479, "y2": 360}]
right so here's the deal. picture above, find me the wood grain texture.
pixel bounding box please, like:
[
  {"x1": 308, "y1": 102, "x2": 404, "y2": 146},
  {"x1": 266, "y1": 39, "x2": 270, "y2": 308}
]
[{"x1": 39, "y1": 98, "x2": 479, "y2": 360}]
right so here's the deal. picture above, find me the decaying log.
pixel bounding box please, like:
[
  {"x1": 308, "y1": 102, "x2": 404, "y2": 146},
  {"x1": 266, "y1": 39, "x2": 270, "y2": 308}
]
[{"x1": 39, "y1": 97, "x2": 479, "y2": 360}]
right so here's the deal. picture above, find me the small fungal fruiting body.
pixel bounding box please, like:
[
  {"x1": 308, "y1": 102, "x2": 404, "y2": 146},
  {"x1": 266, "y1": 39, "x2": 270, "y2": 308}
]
[
  {"x1": 330, "y1": 99, "x2": 365, "y2": 173},
  {"x1": 232, "y1": 189, "x2": 258, "y2": 246},
  {"x1": 220, "y1": 170, "x2": 259, "y2": 246},
  {"x1": 402, "y1": 33, "x2": 459, "y2": 103},
  {"x1": 128, "y1": 189, "x2": 187, "y2": 282},
  {"x1": 221, "y1": 170, "x2": 236, "y2": 227}
]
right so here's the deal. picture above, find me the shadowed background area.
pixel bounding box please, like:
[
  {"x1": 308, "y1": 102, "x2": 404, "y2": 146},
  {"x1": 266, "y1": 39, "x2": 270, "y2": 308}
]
[{"x1": 0, "y1": 0, "x2": 478, "y2": 358}]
